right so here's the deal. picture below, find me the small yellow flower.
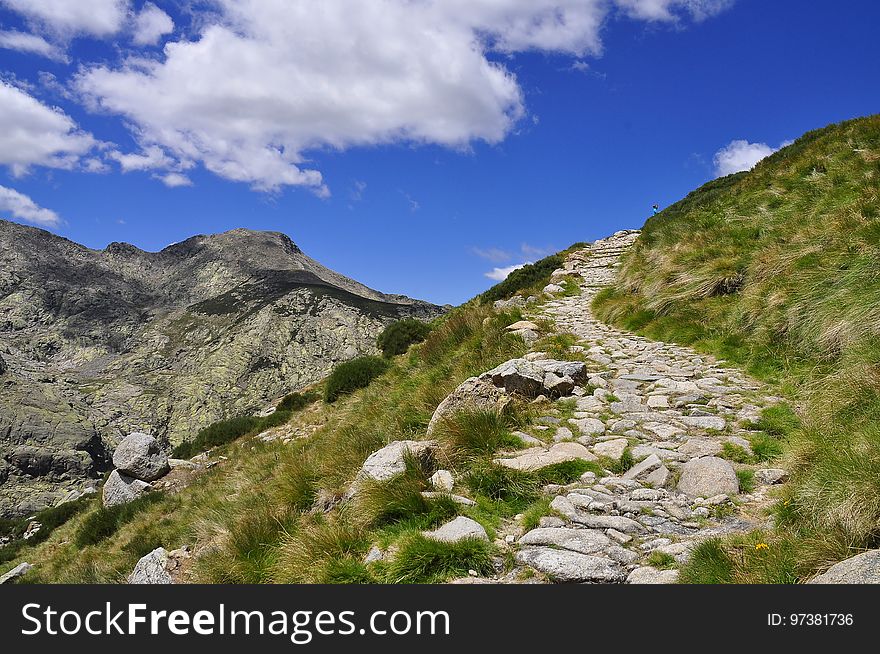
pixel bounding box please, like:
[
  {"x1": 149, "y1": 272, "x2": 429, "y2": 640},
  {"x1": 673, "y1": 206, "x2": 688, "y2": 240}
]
[{"x1": 755, "y1": 543, "x2": 770, "y2": 551}]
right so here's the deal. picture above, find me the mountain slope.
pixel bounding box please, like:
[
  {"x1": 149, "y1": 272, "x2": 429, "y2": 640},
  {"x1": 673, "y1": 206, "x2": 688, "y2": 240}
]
[
  {"x1": 594, "y1": 114, "x2": 880, "y2": 579},
  {"x1": 0, "y1": 222, "x2": 444, "y2": 516}
]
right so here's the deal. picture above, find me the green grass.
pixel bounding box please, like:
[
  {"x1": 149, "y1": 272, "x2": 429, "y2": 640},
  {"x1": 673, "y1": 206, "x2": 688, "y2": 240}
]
[
  {"x1": 722, "y1": 442, "x2": 753, "y2": 464},
  {"x1": 434, "y1": 409, "x2": 526, "y2": 464},
  {"x1": 595, "y1": 114, "x2": 880, "y2": 583},
  {"x1": 534, "y1": 459, "x2": 603, "y2": 484},
  {"x1": 647, "y1": 551, "x2": 677, "y2": 570},
  {"x1": 385, "y1": 534, "x2": 495, "y2": 584},
  {"x1": 736, "y1": 469, "x2": 756, "y2": 494}
]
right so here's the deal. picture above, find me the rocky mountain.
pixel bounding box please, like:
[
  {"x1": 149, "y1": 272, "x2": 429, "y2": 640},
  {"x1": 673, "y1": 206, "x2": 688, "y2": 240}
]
[{"x1": 0, "y1": 220, "x2": 444, "y2": 516}]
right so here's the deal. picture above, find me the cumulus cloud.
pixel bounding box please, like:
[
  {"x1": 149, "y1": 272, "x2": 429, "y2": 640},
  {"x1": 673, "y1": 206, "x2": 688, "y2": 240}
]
[
  {"x1": 0, "y1": 185, "x2": 61, "y2": 227},
  {"x1": 109, "y1": 145, "x2": 173, "y2": 172},
  {"x1": 0, "y1": 30, "x2": 68, "y2": 61},
  {"x1": 0, "y1": 0, "x2": 130, "y2": 38},
  {"x1": 0, "y1": 81, "x2": 97, "y2": 176},
  {"x1": 155, "y1": 172, "x2": 192, "y2": 188},
  {"x1": 485, "y1": 263, "x2": 529, "y2": 281},
  {"x1": 713, "y1": 139, "x2": 780, "y2": 177},
  {"x1": 132, "y1": 2, "x2": 173, "y2": 46},
  {"x1": 70, "y1": 0, "x2": 733, "y2": 193}
]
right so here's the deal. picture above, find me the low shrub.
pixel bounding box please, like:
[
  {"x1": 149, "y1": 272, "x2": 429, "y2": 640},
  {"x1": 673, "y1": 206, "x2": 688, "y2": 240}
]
[
  {"x1": 0, "y1": 496, "x2": 93, "y2": 563},
  {"x1": 172, "y1": 415, "x2": 262, "y2": 459},
  {"x1": 74, "y1": 493, "x2": 165, "y2": 548},
  {"x1": 324, "y1": 356, "x2": 390, "y2": 403},
  {"x1": 377, "y1": 319, "x2": 432, "y2": 357},
  {"x1": 479, "y1": 253, "x2": 563, "y2": 304},
  {"x1": 277, "y1": 390, "x2": 320, "y2": 412}
]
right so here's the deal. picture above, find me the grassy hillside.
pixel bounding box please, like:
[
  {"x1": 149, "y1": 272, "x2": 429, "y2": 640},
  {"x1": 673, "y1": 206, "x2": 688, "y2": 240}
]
[
  {"x1": 594, "y1": 114, "x2": 880, "y2": 581},
  {"x1": 1, "y1": 254, "x2": 576, "y2": 583}
]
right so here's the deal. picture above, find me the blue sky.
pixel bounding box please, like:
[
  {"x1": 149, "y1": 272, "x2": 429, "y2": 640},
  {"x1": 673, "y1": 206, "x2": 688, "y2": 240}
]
[{"x1": 1, "y1": 1, "x2": 878, "y2": 305}]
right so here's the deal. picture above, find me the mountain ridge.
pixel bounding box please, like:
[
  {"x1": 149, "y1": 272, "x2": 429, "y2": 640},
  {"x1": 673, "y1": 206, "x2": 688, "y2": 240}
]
[{"x1": 0, "y1": 220, "x2": 445, "y2": 517}]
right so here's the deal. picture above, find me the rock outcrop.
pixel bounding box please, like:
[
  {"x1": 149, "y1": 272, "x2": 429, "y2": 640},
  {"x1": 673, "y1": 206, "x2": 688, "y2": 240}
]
[
  {"x1": 102, "y1": 470, "x2": 153, "y2": 508},
  {"x1": 112, "y1": 433, "x2": 170, "y2": 482},
  {"x1": 0, "y1": 221, "x2": 444, "y2": 516}
]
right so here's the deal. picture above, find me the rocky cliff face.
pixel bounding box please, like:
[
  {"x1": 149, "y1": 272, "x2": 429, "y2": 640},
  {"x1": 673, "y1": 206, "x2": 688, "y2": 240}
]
[{"x1": 0, "y1": 220, "x2": 444, "y2": 516}]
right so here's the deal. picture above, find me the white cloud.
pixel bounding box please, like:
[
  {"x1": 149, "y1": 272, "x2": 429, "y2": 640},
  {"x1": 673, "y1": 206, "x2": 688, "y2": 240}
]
[
  {"x1": 72, "y1": 0, "x2": 733, "y2": 192},
  {"x1": 155, "y1": 172, "x2": 192, "y2": 188},
  {"x1": 616, "y1": 0, "x2": 733, "y2": 21},
  {"x1": 0, "y1": 185, "x2": 61, "y2": 227},
  {"x1": 109, "y1": 145, "x2": 173, "y2": 172},
  {"x1": 0, "y1": 81, "x2": 97, "y2": 175},
  {"x1": 713, "y1": 139, "x2": 779, "y2": 177},
  {"x1": 0, "y1": 30, "x2": 68, "y2": 61},
  {"x1": 132, "y1": 2, "x2": 173, "y2": 46},
  {"x1": 0, "y1": 0, "x2": 130, "y2": 38},
  {"x1": 485, "y1": 263, "x2": 529, "y2": 281}
]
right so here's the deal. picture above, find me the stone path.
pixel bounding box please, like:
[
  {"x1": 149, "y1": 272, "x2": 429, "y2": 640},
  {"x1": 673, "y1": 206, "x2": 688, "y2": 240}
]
[{"x1": 489, "y1": 231, "x2": 786, "y2": 584}]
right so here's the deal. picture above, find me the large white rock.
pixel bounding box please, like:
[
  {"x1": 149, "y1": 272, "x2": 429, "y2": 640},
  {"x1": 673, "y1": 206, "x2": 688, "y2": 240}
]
[
  {"x1": 103, "y1": 470, "x2": 153, "y2": 508},
  {"x1": 129, "y1": 548, "x2": 173, "y2": 584},
  {"x1": 358, "y1": 440, "x2": 438, "y2": 483},
  {"x1": 0, "y1": 562, "x2": 32, "y2": 584},
  {"x1": 681, "y1": 416, "x2": 727, "y2": 431},
  {"x1": 423, "y1": 516, "x2": 488, "y2": 543},
  {"x1": 113, "y1": 432, "x2": 170, "y2": 482},
  {"x1": 627, "y1": 566, "x2": 680, "y2": 584},
  {"x1": 593, "y1": 438, "x2": 628, "y2": 461},
  {"x1": 516, "y1": 547, "x2": 625, "y2": 583},
  {"x1": 495, "y1": 442, "x2": 596, "y2": 472},
  {"x1": 677, "y1": 457, "x2": 739, "y2": 498},
  {"x1": 518, "y1": 527, "x2": 611, "y2": 554},
  {"x1": 426, "y1": 377, "x2": 510, "y2": 437},
  {"x1": 575, "y1": 418, "x2": 606, "y2": 437},
  {"x1": 808, "y1": 550, "x2": 880, "y2": 584}
]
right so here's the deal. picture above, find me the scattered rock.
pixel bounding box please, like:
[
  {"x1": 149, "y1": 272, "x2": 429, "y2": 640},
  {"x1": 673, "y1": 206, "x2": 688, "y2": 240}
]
[
  {"x1": 543, "y1": 283, "x2": 565, "y2": 295},
  {"x1": 357, "y1": 440, "x2": 438, "y2": 483},
  {"x1": 755, "y1": 468, "x2": 788, "y2": 485},
  {"x1": 593, "y1": 438, "x2": 628, "y2": 461},
  {"x1": 518, "y1": 527, "x2": 611, "y2": 554},
  {"x1": 0, "y1": 562, "x2": 32, "y2": 584},
  {"x1": 423, "y1": 516, "x2": 488, "y2": 543},
  {"x1": 678, "y1": 438, "x2": 723, "y2": 458},
  {"x1": 430, "y1": 469, "x2": 454, "y2": 492},
  {"x1": 493, "y1": 296, "x2": 526, "y2": 311},
  {"x1": 644, "y1": 465, "x2": 671, "y2": 488},
  {"x1": 103, "y1": 470, "x2": 153, "y2": 508},
  {"x1": 808, "y1": 550, "x2": 880, "y2": 584},
  {"x1": 623, "y1": 454, "x2": 662, "y2": 480},
  {"x1": 364, "y1": 546, "x2": 385, "y2": 564},
  {"x1": 677, "y1": 457, "x2": 739, "y2": 498},
  {"x1": 129, "y1": 548, "x2": 173, "y2": 584},
  {"x1": 496, "y1": 442, "x2": 596, "y2": 472},
  {"x1": 626, "y1": 566, "x2": 680, "y2": 584},
  {"x1": 575, "y1": 418, "x2": 606, "y2": 437},
  {"x1": 113, "y1": 432, "x2": 170, "y2": 482},
  {"x1": 420, "y1": 492, "x2": 476, "y2": 506},
  {"x1": 680, "y1": 416, "x2": 726, "y2": 431},
  {"x1": 516, "y1": 547, "x2": 625, "y2": 583}
]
